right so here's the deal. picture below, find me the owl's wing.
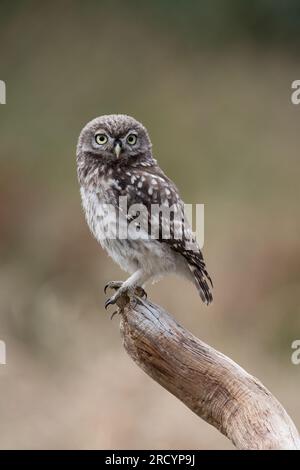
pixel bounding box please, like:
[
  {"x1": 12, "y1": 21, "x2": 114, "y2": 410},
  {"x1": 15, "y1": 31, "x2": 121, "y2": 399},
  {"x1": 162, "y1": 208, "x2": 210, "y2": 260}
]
[{"x1": 126, "y1": 164, "x2": 213, "y2": 304}]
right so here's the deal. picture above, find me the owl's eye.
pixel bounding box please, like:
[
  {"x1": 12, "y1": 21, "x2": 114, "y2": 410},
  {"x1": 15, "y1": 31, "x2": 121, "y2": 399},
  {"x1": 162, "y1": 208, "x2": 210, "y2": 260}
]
[
  {"x1": 126, "y1": 133, "x2": 137, "y2": 145},
  {"x1": 95, "y1": 133, "x2": 108, "y2": 145}
]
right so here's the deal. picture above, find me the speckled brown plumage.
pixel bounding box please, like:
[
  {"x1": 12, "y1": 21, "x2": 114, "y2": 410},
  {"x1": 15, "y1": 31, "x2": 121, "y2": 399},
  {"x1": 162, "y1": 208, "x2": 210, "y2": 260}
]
[{"x1": 76, "y1": 114, "x2": 212, "y2": 307}]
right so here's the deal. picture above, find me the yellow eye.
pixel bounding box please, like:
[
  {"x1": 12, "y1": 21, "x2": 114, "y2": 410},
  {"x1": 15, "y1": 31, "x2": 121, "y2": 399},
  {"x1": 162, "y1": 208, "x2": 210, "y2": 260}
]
[
  {"x1": 95, "y1": 133, "x2": 108, "y2": 145},
  {"x1": 127, "y1": 133, "x2": 137, "y2": 145}
]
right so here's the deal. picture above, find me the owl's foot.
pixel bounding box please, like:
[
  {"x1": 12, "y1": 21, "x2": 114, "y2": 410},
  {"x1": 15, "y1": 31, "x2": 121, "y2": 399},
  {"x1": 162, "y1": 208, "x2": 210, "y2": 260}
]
[
  {"x1": 110, "y1": 310, "x2": 119, "y2": 320},
  {"x1": 104, "y1": 280, "x2": 123, "y2": 294},
  {"x1": 104, "y1": 284, "x2": 147, "y2": 309},
  {"x1": 134, "y1": 286, "x2": 147, "y2": 299}
]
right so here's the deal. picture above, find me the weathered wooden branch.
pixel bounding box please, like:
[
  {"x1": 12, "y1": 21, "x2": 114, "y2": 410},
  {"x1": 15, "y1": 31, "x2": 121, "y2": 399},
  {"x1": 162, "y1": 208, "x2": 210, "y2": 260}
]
[{"x1": 116, "y1": 295, "x2": 300, "y2": 450}]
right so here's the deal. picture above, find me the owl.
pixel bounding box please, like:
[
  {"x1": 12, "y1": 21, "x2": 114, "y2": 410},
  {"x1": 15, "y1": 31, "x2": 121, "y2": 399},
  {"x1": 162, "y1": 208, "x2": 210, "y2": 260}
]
[{"x1": 76, "y1": 115, "x2": 213, "y2": 309}]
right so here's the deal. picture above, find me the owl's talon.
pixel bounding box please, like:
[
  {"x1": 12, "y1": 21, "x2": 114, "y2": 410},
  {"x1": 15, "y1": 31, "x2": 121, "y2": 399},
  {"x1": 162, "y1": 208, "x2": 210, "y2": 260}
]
[
  {"x1": 105, "y1": 297, "x2": 117, "y2": 309},
  {"x1": 110, "y1": 310, "x2": 118, "y2": 320},
  {"x1": 104, "y1": 281, "x2": 123, "y2": 294},
  {"x1": 135, "y1": 286, "x2": 147, "y2": 299},
  {"x1": 105, "y1": 285, "x2": 147, "y2": 311}
]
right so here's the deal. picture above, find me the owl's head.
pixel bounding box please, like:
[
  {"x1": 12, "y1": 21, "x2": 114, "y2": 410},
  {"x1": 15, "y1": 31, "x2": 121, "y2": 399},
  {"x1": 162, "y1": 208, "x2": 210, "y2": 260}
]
[{"x1": 77, "y1": 114, "x2": 152, "y2": 163}]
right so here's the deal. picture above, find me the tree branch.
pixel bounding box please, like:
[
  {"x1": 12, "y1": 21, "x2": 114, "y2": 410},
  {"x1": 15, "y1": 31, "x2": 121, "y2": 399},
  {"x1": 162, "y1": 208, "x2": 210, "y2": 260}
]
[{"x1": 116, "y1": 295, "x2": 300, "y2": 450}]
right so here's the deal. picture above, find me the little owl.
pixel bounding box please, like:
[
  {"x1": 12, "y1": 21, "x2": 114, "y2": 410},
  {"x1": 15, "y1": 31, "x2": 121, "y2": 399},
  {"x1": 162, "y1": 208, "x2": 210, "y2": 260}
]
[{"x1": 77, "y1": 115, "x2": 213, "y2": 309}]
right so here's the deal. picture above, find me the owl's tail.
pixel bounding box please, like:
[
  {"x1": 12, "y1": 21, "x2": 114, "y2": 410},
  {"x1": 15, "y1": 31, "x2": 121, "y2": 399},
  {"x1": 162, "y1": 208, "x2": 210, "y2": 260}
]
[{"x1": 191, "y1": 265, "x2": 213, "y2": 305}]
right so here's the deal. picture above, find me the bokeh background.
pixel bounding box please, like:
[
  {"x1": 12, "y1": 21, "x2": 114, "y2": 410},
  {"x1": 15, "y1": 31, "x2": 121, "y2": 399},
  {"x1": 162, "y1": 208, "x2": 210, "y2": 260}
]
[{"x1": 0, "y1": 0, "x2": 300, "y2": 449}]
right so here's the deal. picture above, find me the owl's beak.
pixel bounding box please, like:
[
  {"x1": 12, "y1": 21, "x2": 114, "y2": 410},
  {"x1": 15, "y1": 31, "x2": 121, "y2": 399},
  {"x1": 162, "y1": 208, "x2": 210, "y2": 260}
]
[{"x1": 114, "y1": 140, "x2": 122, "y2": 158}]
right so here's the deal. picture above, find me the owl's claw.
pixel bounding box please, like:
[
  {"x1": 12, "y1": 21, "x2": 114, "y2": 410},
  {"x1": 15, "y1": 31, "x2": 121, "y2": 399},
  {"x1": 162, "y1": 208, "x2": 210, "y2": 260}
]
[
  {"x1": 135, "y1": 286, "x2": 147, "y2": 299},
  {"x1": 104, "y1": 284, "x2": 147, "y2": 310},
  {"x1": 110, "y1": 310, "x2": 118, "y2": 320},
  {"x1": 104, "y1": 281, "x2": 123, "y2": 294},
  {"x1": 105, "y1": 296, "x2": 117, "y2": 309}
]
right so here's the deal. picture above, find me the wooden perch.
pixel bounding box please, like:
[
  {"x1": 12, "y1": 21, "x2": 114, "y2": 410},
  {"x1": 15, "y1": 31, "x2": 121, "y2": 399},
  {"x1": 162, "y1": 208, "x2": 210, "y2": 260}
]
[{"x1": 116, "y1": 295, "x2": 300, "y2": 450}]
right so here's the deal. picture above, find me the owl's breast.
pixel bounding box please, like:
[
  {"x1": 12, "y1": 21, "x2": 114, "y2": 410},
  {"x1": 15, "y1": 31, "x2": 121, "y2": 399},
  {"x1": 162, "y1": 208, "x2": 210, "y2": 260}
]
[
  {"x1": 79, "y1": 179, "x2": 177, "y2": 276},
  {"x1": 80, "y1": 184, "x2": 139, "y2": 273},
  {"x1": 80, "y1": 184, "x2": 117, "y2": 241}
]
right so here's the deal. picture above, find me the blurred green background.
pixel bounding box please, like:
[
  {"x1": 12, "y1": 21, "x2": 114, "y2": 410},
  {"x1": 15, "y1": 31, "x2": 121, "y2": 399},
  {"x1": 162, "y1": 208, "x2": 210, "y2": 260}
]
[{"x1": 0, "y1": 0, "x2": 300, "y2": 449}]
